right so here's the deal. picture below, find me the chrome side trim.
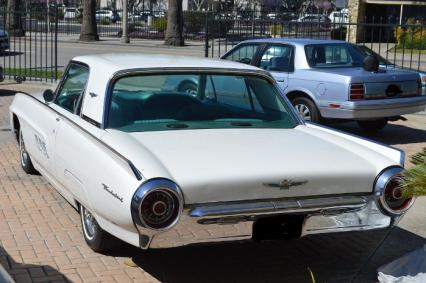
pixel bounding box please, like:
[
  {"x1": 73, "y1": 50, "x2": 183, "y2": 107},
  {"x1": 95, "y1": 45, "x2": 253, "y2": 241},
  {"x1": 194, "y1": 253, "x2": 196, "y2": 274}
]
[
  {"x1": 189, "y1": 195, "x2": 368, "y2": 218},
  {"x1": 18, "y1": 92, "x2": 143, "y2": 181}
]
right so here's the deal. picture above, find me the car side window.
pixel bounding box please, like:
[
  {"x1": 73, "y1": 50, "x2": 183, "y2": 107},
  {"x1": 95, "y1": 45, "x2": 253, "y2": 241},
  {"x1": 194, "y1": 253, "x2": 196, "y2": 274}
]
[
  {"x1": 223, "y1": 44, "x2": 258, "y2": 65},
  {"x1": 55, "y1": 63, "x2": 89, "y2": 114},
  {"x1": 259, "y1": 45, "x2": 293, "y2": 72}
]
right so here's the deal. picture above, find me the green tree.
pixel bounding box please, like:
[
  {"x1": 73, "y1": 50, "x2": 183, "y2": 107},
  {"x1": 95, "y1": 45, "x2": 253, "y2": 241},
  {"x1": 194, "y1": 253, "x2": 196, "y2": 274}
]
[
  {"x1": 80, "y1": 0, "x2": 99, "y2": 41},
  {"x1": 165, "y1": 0, "x2": 184, "y2": 46},
  {"x1": 6, "y1": 0, "x2": 25, "y2": 36}
]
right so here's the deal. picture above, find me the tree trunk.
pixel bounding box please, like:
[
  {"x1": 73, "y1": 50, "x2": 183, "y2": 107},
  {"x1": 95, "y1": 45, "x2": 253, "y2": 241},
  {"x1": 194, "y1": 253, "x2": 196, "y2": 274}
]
[
  {"x1": 6, "y1": 0, "x2": 25, "y2": 37},
  {"x1": 79, "y1": 0, "x2": 99, "y2": 41},
  {"x1": 165, "y1": 0, "x2": 184, "y2": 46}
]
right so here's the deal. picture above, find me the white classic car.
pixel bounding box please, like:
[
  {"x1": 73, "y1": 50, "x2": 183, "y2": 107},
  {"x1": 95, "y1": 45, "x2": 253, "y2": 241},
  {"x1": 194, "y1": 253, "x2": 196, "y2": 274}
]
[{"x1": 9, "y1": 54, "x2": 415, "y2": 252}]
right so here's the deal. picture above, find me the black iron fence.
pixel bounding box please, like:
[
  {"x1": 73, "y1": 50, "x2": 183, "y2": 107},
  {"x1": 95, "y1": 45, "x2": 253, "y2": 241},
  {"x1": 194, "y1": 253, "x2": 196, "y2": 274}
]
[
  {"x1": 0, "y1": 9, "x2": 59, "y2": 82},
  {"x1": 205, "y1": 16, "x2": 426, "y2": 72},
  {"x1": 0, "y1": 7, "x2": 425, "y2": 82}
]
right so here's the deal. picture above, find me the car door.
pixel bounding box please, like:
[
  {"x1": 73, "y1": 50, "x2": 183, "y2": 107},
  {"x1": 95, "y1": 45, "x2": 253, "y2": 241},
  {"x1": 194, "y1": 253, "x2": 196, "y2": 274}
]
[
  {"x1": 48, "y1": 62, "x2": 90, "y2": 199},
  {"x1": 221, "y1": 43, "x2": 264, "y2": 65},
  {"x1": 256, "y1": 44, "x2": 294, "y2": 92}
]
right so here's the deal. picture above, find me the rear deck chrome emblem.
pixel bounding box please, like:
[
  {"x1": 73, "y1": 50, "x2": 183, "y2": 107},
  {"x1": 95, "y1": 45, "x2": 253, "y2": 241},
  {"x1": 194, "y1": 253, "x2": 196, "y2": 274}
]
[{"x1": 263, "y1": 179, "x2": 308, "y2": 190}]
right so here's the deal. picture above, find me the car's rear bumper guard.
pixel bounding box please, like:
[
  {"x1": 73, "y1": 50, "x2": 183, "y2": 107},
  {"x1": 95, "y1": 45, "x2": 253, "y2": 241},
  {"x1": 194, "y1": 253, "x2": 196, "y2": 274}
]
[{"x1": 142, "y1": 195, "x2": 393, "y2": 249}]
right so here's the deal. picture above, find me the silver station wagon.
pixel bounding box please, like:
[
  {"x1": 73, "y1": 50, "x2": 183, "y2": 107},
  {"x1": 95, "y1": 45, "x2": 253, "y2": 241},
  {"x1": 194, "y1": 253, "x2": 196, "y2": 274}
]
[{"x1": 222, "y1": 38, "x2": 426, "y2": 131}]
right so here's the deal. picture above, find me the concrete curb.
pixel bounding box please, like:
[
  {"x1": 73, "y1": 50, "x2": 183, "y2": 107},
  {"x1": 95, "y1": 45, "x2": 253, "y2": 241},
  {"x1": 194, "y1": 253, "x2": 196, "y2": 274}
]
[{"x1": 0, "y1": 264, "x2": 14, "y2": 283}]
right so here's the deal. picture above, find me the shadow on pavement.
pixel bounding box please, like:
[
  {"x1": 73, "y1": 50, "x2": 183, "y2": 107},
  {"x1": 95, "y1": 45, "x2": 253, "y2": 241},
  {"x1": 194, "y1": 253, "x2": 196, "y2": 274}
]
[
  {"x1": 124, "y1": 228, "x2": 424, "y2": 283},
  {"x1": 0, "y1": 51, "x2": 24, "y2": 57},
  {"x1": 0, "y1": 89, "x2": 18, "y2": 97},
  {"x1": 0, "y1": 246, "x2": 69, "y2": 282},
  {"x1": 326, "y1": 121, "x2": 426, "y2": 145}
]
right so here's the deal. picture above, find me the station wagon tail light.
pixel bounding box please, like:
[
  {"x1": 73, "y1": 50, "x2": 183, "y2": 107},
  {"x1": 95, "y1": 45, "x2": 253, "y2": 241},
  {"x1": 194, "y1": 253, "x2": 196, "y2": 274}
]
[
  {"x1": 417, "y1": 79, "x2": 423, "y2": 95},
  {"x1": 350, "y1": 84, "x2": 365, "y2": 100},
  {"x1": 375, "y1": 167, "x2": 415, "y2": 216},
  {"x1": 131, "y1": 179, "x2": 183, "y2": 232}
]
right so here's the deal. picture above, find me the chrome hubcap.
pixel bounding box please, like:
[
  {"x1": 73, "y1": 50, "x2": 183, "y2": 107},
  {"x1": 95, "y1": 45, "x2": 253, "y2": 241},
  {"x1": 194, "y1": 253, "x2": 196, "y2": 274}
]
[
  {"x1": 82, "y1": 208, "x2": 96, "y2": 240},
  {"x1": 19, "y1": 132, "x2": 29, "y2": 166},
  {"x1": 294, "y1": 104, "x2": 311, "y2": 121}
]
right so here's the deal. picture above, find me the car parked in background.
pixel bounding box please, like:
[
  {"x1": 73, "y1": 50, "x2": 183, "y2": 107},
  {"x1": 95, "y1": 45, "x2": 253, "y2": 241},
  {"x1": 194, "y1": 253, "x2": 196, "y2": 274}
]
[
  {"x1": 290, "y1": 15, "x2": 331, "y2": 31},
  {"x1": 222, "y1": 38, "x2": 426, "y2": 131},
  {"x1": 9, "y1": 54, "x2": 415, "y2": 252},
  {"x1": 356, "y1": 44, "x2": 426, "y2": 95},
  {"x1": 64, "y1": 8, "x2": 80, "y2": 20},
  {"x1": 0, "y1": 26, "x2": 9, "y2": 52},
  {"x1": 328, "y1": 10, "x2": 349, "y2": 25},
  {"x1": 96, "y1": 10, "x2": 119, "y2": 23}
]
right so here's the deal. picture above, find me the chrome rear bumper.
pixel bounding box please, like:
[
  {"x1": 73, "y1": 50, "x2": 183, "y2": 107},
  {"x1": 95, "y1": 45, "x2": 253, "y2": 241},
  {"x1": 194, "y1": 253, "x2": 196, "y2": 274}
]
[
  {"x1": 141, "y1": 195, "x2": 393, "y2": 249},
  {"x1": 320, "y1": 95, "x2": 426, "y2": 119}
]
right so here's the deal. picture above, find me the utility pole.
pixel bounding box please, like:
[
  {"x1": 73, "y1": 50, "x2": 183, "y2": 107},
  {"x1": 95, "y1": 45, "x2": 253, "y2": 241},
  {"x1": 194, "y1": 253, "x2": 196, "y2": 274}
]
[{"x1": 121, "y1": 0, "x2": 130, "y2": 43}]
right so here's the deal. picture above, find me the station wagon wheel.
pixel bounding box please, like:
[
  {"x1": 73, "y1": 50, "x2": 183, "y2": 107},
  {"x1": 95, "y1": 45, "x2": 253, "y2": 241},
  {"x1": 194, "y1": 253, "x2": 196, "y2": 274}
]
[
  {"x1": 19, "y1": 129, "x2": 38, "y2": 175},
  {"x1": 291, "y1": 97, "x2": 321, "y2": 123},
  {"x1": 80, "y1": 205, "x2": 121, "y2": 252}
]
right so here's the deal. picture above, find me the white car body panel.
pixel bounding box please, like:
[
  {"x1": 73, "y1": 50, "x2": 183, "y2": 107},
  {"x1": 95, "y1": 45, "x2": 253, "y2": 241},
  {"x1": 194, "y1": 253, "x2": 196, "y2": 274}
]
[{"x1": 9, "y1": 54, "x2": 410, "y2": 250}]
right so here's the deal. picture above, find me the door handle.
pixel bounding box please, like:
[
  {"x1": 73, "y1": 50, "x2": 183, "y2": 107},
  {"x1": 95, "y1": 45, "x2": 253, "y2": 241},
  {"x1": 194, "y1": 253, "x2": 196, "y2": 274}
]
[
  {"x1": 56, "y1": 117, "x2": 60, "y2": 122},
  {"x1": 276, "y1": 79, "x2": 285, "y2": 82}
]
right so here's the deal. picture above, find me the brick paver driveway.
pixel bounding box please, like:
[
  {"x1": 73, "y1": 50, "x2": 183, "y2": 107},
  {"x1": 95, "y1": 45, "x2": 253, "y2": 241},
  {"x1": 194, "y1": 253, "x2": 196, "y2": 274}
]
[{"x1": 0, "y1": 83, "x2": 425, "y2": 283}]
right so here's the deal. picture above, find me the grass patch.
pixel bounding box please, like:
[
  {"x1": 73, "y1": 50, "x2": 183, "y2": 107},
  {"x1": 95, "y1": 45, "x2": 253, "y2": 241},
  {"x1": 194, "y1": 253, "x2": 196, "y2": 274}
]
[
  {"x1": 3, "y1": 68, "x2": 63, "y2": 79},
  {"x1": 391, "y1": 48, "x2": 426, "y2": 54}
]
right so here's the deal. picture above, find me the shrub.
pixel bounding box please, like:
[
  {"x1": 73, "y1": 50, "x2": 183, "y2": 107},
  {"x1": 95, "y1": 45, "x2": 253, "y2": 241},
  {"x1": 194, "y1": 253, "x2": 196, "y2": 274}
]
[
  {"x1": 99, "y1": 18, "x2": 111, "y2": 25},
  {"x1": 331, "y1": 27, "x2": 347, "y2": 40},
  {"x1": 270, "y1": 24, "x2": 283, "y2": 37},
  {"x1": 183, "y1": 11, "x2": 205, "y2": 34},
  {"x1": 152, "y1": 17, "x2": 167, "y2": 32},
  {"x1": 394, "y1": 18, "x2": 426, "y2": 49}
]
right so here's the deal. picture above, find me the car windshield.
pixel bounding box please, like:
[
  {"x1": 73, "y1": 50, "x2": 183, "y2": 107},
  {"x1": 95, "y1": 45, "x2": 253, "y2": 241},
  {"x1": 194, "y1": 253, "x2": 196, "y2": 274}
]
[
  {"x1": 305, "y1": 43, "x2": 365, "y2": 68},
  {"x1": 107, "y1": 73, "x2": 299, "y2": 132},
  {"x1": 354, "y1": 45, "x2": 393, "y2": 66}
]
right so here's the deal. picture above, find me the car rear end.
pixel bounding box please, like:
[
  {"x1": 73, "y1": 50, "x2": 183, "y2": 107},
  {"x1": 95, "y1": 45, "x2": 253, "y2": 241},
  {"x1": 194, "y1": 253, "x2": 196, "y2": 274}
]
[{"x1": 343, "y1": 69, "x2": 426, "y2": 119}]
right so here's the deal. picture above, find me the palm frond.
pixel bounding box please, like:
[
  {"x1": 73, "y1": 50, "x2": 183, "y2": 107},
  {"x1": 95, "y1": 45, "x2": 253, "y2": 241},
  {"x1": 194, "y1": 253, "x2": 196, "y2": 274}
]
[{"x1": 402, "y1": 148, "x2": 426, "y2": 196}]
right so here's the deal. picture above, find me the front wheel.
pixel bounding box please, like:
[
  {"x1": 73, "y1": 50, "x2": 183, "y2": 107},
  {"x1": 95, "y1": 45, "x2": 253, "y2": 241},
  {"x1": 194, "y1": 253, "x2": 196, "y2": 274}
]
[
  {"x1": 291, "y1": 97, "x2": 321, "y2": 123},
  {"x1": 19, "y1": 129, "x2": 38, "y2": 174},
  {"x1": 80, "y1": 205, "x2": 121, "y2": 252},
  {"x1": 357, "y1": 119, "x2": 388, "y2": 132}
]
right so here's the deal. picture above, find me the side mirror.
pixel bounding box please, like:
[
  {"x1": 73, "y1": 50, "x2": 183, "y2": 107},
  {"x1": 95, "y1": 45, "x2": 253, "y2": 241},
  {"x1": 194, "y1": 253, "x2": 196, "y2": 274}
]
[{"x1": 43, "y1": 89, "x2": 54, "y2": 103}]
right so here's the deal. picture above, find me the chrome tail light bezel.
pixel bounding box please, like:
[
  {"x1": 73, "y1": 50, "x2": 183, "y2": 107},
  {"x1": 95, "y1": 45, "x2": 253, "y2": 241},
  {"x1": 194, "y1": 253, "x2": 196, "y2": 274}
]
[
  {"x1": 374, "y1": 167, "x2": 415, "y2": 216},
  {"x1": 131, "y1": 178, "x2": 184, "y2": 232}
]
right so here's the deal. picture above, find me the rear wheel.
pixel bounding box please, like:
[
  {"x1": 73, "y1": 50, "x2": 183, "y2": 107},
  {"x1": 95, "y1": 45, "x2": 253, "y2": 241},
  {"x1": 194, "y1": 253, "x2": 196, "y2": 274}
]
[
  {"x1": 291, "y1": 96, "x2": 321, "y2": 123},
  {"x1": 357, "y1": 118, "x2": 388, "y2": 132},
  {"x1": 19, "y1": 129, "x2": 38, "y2": 174},
  {"x1": 80, "y1": 205, "x2": 121, "y2": 252}
]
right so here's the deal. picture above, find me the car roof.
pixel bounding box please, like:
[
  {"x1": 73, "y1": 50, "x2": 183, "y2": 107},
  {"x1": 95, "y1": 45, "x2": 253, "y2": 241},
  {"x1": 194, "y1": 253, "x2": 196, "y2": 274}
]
[
  {"x1": 242, "y1": 38, "x2": 345, "y2": 46},
  {"x1": 73, "y1": 53, "x2": 262, "y2": 74}
]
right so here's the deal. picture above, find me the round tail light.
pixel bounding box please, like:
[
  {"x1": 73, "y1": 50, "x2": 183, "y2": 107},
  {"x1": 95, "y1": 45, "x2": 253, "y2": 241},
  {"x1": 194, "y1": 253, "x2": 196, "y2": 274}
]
[
  {"x1": 376, "y1": 168, "x2": 415, "y2": 216},
  {"x1": 131, "y1": 179, "x2": 183, "y2": 232},
  {"x1": 140, "y1": 189, "x2": 180, "y2": 230}
]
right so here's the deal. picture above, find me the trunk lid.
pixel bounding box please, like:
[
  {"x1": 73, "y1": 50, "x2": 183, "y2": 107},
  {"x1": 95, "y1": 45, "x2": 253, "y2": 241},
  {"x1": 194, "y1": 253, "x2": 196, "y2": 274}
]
[{"x1": 128, "y1": 127, "x2": 395, "y2": 204}]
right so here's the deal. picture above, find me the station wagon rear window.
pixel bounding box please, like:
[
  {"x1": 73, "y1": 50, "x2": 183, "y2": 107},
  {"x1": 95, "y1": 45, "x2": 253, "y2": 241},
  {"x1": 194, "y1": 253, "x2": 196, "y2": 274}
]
[
  {"x1": 107, "y1": 73, "x2": 298, "y2": 132},
  {"x1": 305, "y1": 43, "x2": 365, "y2": 68}
]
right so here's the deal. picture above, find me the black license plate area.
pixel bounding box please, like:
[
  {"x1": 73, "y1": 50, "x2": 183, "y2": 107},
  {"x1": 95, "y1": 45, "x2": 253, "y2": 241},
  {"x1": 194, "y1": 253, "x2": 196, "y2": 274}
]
[{"x1": 252, "y1": 215, "x2": 305, "y2": 242}]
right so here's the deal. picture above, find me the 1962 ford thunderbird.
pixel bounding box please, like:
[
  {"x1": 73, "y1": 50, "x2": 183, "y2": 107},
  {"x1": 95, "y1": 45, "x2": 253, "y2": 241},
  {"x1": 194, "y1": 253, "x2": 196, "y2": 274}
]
[{"x1": 9, "y1": 54, "x2": 415, "y2": 252}]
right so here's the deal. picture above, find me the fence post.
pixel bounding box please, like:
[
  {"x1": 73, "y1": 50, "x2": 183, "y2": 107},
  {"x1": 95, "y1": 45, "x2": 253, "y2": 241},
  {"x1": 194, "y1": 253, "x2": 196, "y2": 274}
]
[{"x1": 204, "y1": 12, "x2": 209, "y2": 58}]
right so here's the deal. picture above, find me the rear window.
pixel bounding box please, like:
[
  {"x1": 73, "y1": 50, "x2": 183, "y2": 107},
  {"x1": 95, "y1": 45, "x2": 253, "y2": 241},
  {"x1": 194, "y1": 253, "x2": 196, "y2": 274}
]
[
  {"x1": 305, "y1": 43, "x2": 365, "y2": 68},
  {"x1": 107, "y1": 72, "x2": 298, "y2": 132}
]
